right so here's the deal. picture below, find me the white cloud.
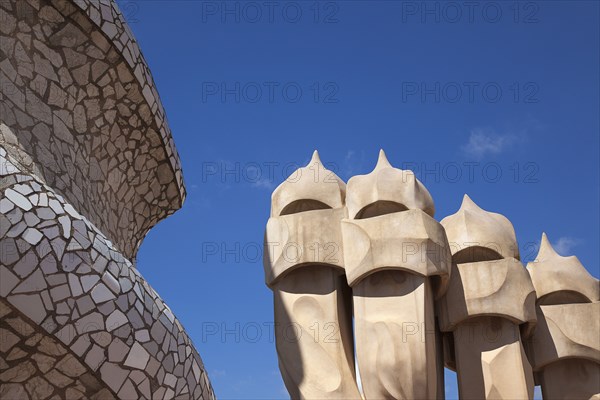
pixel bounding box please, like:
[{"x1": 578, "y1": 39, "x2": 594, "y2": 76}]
[
  {"x1": 461, "y1": 128, "x2": 516, "y2": 159},
  {"x1": 343, "y1": 149, "x2": 366, "y2": 177},
  {"x1": 552, "y1": 236, "x2": 581, "y2": 256},
  {"x1": 251, "y1": 177, "x2": 276, "y2": 190},
  {"x1": 210, "y1": 369, "x2": 226, "y2": 378}
]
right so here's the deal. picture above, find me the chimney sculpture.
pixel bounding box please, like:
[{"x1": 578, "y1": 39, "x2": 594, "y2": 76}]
[
  {"x1": 525, "y1": 233, "x2": 600, "y2": 399},
  {"x1": 263, "y1": 152, "x2": 361, "y2": 399},
  {"x1": 341, "y1": 150, "x2": 451, "y2": 399},
  {"x1": 263, "y1": 151, "x2": 599, "y2": 400},
  {"x1": 438, "y1": 195, "x2": 537, "y2": 400}
]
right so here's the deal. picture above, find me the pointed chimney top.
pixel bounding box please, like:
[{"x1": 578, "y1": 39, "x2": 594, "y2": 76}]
[
  {"x1": 440, "y1": 194, "x2": 519, "y2": 261},
  {"x1": 346, "y1": 150, "x2": 435, "y2": 218},
  {"x1": 309, "y1": 150, "x2": 321, "y2": 166},
  {"x1": 460, "y1": 194, "x2": 480, "y2": 211},
  {"x1": 374, "y1": 149, "x2": 393, "y2": 170},
  {"x1": 527, "y1": 232, "x2": 599, "y2": 302},
  {"x1": 537, "y1": 232, "x2": 559, "y2": 261},
  {"x1": 269, "y1": 150, "x2": 346, "y2": 217}
]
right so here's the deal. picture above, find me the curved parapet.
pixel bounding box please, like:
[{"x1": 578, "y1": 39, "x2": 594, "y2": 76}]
[
  {"x1": 70, "y1": 0, "x2": 185, "y2": 204},
  {"x1": 441, "y1": 195, "x2": 519, "y2": 262},
  {"x1": 270, "y1": 151, "x2": 346, "y2": 217},
  {"x1": 0, "y1": 0, "x2": 185, "y2": 259},
  {"x1": 0, "y1": 297, "x2": 117, "y2": 399},
  {"x1": 526, "y1": 233, "x2": 599, "y2": 304},
  {"x1": 0, "y1": 0, "x2": 213, "y2": 398},
  {"x1": 1, "y1": 148, "x2": 214, "y2": 399},
  {"x1": 341, "y1": 210, "x2": 450, "y2": 292},
  {"x1": 345, "y1": 150, "x2": 434, "y2": 219}
]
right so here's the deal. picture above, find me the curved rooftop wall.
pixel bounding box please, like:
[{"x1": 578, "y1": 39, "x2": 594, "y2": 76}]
[
  {"x1": 0, "y1": 0, "x2": 185, "y2": 259},
  {"x1": 0, "y1": 0, "x2": 214, "y2": 398},
  {"x1": 1, "y1": 147, "x2": 213, "y2": 399}
]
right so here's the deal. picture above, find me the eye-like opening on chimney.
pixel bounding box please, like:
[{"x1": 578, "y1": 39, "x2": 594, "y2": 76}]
[
  {"x1": 537, "y1": 290, "x2": 593, "y2": 306},
  {"x1": 452, "y1": 246, "x2": 504, "y2": 264},
  {"x1": 280, "y1": 199, "x2": 332, "y2": 216},
  {"x1": 354, "y1": 200, "x2": 408, "y2": 219}
]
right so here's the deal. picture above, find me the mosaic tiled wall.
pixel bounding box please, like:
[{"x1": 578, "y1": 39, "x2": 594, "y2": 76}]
[
  {"x1": 1, "y1": 298, "x2": 115, "y2": 399},
  {"x1": 0, "y1": 0, "x2": 184, "y2": 259},
  {"x1": 1, "y1": 0, "x2": 215, "y2": 398}
]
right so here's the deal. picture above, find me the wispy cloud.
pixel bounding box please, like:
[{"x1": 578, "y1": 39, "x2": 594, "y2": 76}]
[
  {"x1": 342, "y1": 149, "x2": 366, "y2": 178},
  {"x1": 461, "y1": 128, "x2": 517, "y2": 159},
  {"x1": 251, "y1": 177, "x2": 276, "y2": 190},
  {"x1": 210, "y1": 369, "x2": 226, "y2": 379},
  {"x1": 460, "y1": 119, "x2": 543, "y2": 160},
  {"x1": 552, "y1": 236, "x2": 581, "y2": 256}
]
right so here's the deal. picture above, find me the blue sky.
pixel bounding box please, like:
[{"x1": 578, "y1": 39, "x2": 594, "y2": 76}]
[{"x1": 117, "y1": 1, "x2": 599, "y2": 398}]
